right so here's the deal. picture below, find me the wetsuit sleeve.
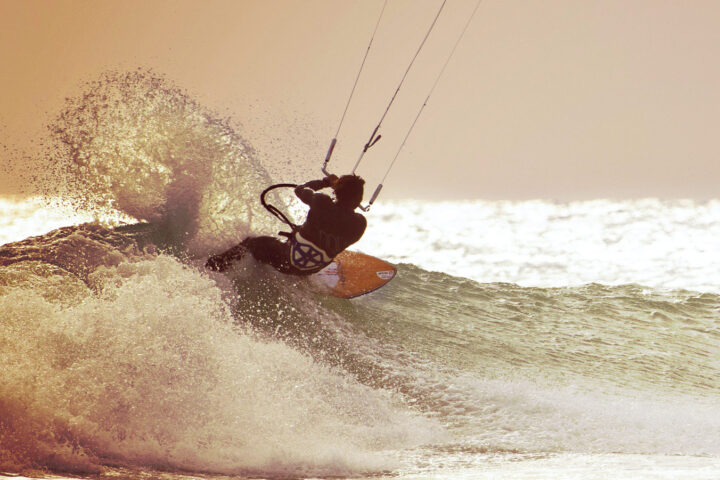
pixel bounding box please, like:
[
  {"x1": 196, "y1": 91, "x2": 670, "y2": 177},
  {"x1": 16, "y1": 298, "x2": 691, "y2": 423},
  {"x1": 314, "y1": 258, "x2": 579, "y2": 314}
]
[
  {"x1": 295, "y1": 179, "x2": 330, "y2": 205},
  {"x1": 303, "y1": 179, "x2": 328, "y2": 191}
]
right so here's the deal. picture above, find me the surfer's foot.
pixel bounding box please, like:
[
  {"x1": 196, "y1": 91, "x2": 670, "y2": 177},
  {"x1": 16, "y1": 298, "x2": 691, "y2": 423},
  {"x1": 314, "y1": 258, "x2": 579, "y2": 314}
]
[
  {"x1": 205, "y1": 254, "x2": 228, "y2": 271},
  {"x1": 205, "y1": 244, "x2": 247, "y2": 272}
]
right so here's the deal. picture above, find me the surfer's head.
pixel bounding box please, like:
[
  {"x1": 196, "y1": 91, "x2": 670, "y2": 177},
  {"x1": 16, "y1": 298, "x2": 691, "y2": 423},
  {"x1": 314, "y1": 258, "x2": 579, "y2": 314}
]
[{"x1": 333, "y1": 174, "x2": 364, "y2": 208}]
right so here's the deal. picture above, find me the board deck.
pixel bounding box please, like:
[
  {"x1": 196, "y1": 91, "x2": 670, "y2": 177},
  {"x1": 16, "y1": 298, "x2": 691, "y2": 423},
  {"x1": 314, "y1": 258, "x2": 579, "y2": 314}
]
[{"x1": 310, "y1": 251, "x2": 397, "y2": 299}]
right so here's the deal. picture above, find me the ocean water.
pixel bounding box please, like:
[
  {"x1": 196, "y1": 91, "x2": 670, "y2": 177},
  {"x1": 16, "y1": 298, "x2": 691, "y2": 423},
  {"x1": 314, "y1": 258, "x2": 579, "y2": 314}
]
[{"x1": 2, "y1": 71, "x2": 720, "y2": 480}]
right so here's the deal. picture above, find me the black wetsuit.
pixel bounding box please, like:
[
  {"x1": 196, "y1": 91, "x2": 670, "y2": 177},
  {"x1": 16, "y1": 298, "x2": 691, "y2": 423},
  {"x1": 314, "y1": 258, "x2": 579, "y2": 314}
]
[{"x1": 206, "y1": 180, "x2": 366, "y2": 275}]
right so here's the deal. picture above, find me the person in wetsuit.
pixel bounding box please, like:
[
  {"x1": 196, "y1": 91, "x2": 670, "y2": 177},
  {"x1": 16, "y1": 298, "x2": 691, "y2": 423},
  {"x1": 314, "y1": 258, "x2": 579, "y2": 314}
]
[{"x1": 206, "y1": 174, "x2": 366, "y2": 275}]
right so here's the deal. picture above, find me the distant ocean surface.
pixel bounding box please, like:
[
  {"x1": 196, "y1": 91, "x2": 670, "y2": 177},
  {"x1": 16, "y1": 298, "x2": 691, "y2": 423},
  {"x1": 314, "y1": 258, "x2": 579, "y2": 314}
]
[
  {"x1": 2, "y1": 71, "x2": 719, "y2": 479},
  {"x1": 358, "y1": 198, "x2": 720, "y2": 292}
]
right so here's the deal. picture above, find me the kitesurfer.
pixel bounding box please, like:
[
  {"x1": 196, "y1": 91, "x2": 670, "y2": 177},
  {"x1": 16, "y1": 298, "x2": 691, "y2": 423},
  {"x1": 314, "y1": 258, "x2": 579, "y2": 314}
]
[{"x1": 206, "y1": 174, "x2": 367, "y2": 275}]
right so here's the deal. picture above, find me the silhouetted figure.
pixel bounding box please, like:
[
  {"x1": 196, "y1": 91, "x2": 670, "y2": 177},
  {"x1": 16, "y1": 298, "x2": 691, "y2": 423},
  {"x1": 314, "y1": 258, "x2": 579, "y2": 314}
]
[{"x1": 206, "y1": 174, "x2": 366, "y2": 275}]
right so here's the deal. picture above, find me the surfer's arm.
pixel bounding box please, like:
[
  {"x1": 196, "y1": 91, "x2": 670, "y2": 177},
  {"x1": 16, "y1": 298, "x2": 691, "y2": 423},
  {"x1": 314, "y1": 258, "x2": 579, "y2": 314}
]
[
  {"x1": 297, "y1": 180, "x2": 326, "y2": 192},
  {"x1": 295, "y1": 176, "x2": 337, "y2": 204},
  {"x1": 298, "y1": 175, "x2": 337, "y2": 191}
]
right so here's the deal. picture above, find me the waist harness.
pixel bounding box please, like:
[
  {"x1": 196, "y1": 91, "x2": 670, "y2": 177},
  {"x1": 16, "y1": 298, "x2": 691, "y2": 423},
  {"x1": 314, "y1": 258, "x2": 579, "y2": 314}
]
[{"x1": 289, "y1": 232, "x2": 332, "y2": 271}]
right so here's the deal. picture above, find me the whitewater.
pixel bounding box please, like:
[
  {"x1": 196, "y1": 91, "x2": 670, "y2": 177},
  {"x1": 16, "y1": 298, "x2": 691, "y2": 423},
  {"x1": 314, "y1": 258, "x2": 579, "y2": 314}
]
[{"x1": 1, "y1": 71, "x2": 719, "y2": 480}]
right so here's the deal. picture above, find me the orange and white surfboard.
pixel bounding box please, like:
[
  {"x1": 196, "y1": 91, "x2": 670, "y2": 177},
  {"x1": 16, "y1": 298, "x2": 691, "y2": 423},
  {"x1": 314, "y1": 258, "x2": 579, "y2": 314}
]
[{"x1": 311, "y1": 251, "x2": 397, "y2": 299}]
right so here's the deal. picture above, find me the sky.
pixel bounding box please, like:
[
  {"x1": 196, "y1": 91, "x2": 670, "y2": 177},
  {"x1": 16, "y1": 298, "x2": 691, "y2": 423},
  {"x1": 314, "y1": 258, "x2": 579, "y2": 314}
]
[{"x1": 1, "y1": 0, "x2": 720, "y2": 200}]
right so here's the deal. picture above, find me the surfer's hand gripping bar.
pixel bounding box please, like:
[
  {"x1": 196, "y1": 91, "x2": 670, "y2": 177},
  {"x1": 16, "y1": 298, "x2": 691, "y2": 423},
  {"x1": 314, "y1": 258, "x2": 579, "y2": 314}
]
[{"x1": 320, "y1": 136, "x2": 383, "y2": 212}]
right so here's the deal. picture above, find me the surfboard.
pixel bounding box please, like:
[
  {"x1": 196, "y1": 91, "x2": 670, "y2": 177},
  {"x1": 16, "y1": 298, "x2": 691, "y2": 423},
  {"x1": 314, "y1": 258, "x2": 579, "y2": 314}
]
[
  {"x1": 204, "y1": 240, "x2": 396, "y2": 299},
  {"x1": 310, "y1": 251, "x2": 397, "y2": 299}
]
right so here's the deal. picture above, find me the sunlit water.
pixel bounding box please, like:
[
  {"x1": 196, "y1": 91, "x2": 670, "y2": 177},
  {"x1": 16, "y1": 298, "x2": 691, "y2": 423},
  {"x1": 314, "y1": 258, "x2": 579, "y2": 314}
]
[{"x1": 356, "y1": 199, "x2": 720, "y2": 292}]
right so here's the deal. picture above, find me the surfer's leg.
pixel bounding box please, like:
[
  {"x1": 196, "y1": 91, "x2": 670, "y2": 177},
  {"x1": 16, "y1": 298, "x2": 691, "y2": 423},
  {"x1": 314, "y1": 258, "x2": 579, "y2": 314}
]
[
  {"x1": 205, "y1": 243, "x2": 248, "y2": 271},
  {"x1": 241, "y1": 236, "x2": 293, "y2": 273}
]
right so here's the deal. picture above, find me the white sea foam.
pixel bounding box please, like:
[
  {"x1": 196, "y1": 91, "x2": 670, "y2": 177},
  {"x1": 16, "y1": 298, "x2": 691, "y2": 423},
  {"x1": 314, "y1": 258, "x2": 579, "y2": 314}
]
[
  {"x1": 435, "y1": 373, "x2": 720, "y2": 456},
  {"x1": 0, "y1": 255, "x2": 439, "y2": 476}
]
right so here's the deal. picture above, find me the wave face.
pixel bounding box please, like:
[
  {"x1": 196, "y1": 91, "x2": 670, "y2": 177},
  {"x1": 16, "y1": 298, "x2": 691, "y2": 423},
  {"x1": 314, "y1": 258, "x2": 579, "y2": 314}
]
[
  {"x1": 362, "y1": 265, "x2": 720, "y2": 456},
  {"x1": 2, "y1": 70, "x2": 720, "y2": 478}
]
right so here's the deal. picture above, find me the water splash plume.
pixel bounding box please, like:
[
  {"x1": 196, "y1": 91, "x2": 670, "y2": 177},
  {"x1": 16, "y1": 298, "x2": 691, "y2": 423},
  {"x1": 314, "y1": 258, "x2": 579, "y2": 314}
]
[{"x1": 37, "y1": 69, "x2": 277, "y2": 255}]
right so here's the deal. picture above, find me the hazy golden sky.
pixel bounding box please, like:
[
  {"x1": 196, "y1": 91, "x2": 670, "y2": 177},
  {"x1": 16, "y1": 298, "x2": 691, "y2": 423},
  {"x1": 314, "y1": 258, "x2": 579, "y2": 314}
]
[{"x1": 2, "y1": 0, "x2": 720, "y2": 200}]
